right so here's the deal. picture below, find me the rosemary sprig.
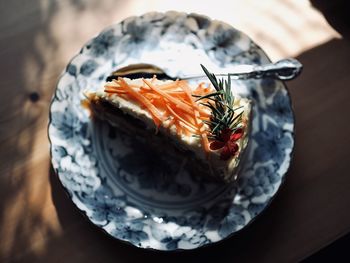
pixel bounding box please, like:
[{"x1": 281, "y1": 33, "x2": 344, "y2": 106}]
[{"x1": 196, "y1": 64, "x2": 244, "y2": 141}]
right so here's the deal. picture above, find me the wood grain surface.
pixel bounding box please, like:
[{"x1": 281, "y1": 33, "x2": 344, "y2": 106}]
[{"x1": 1, "y1": 0, "x2": 349, "y2": 262}]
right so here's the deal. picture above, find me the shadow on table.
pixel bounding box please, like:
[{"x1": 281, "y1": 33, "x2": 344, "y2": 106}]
[
  {"x1": 311, "y1": 0, "x2": 350, "y2": 38},
  {"x1": 0, "y1": 0, "x2": 126, "y2": 262},
  {"x1": 0, "y1": 0, "x2": 59, "y2": 262}
]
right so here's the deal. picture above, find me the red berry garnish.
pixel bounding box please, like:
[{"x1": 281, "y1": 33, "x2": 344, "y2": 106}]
[
  {"x1": 220, "y1": 145, "x2": 232, "y2": 160},
  {"x1": 220, "y1": 141, "x2": 239, "y2": 160},
  {"x1": 210, "y1": 140, "x2": 226, "y2": 150},
  {"x1": 230, "y1": 128, "x2": 244, "y2": 141},
  {"x1": 220, "y1": 128, "x2": 232, "y2": 142},
  {"x1": 227, "y1": 141, "x2": 239, "y2": 155}
]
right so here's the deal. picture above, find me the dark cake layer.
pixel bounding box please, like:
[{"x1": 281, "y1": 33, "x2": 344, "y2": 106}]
[{"x1": 87, "y1": 96, "x2": 223, "y2": 182}]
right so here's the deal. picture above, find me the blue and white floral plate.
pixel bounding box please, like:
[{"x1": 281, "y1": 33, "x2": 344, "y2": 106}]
[{"x1": 48, "y1": 11, "x2": 294, "y2": 251}]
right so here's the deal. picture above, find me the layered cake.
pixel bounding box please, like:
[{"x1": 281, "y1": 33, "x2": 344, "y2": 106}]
[{"x1": 84, "y1": 66, "x2": 251, "y2": 182}]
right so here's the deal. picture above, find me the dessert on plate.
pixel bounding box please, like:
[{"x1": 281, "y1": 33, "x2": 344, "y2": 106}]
[{"x1": 84, "y1": 65, "x2": 251, "y2": 182}]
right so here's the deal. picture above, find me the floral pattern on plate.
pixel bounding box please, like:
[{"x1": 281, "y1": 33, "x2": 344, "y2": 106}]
[{"x1": 48, "y1": 11, "x2": 294, "y2": 251}]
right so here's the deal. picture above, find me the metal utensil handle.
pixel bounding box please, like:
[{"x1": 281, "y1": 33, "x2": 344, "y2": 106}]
[
  {"x1": 249, "y1": 58, "x2": 303, "y2": 81},
  {"x1": 185, "y1": 58, "x2": 303, "y2": 81}
]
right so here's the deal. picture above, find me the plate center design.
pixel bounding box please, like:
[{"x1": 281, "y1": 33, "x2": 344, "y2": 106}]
[{"x1": 92, "y1": 120, "x2": 235, "y2": 215}]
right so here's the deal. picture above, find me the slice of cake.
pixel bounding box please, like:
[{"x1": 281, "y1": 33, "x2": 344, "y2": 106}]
[{"x1": 84, "y1": 66, "x2": 251, "y2": 182}]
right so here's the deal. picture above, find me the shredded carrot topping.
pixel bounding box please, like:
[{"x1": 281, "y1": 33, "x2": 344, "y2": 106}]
[
  {"x1": 103, "y1": 76, "x2": 214, "y2": 153},
  {"x1": 178, "y1": 81, "x2": 210, "y2": 153},
  {"x1": 143, "y1": 79, "x2": 194, "y2": 115},
  {"x1": 117, "y1": 78, "x2": 164, "y2": 127}
]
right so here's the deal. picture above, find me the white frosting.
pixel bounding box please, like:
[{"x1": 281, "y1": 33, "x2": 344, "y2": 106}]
[{"x1": 85, "y1": 78, "x2": 251, "y2": 180}]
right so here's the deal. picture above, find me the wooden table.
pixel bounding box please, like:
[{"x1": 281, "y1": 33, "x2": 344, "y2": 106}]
[{"x1": 1, "y1": 0, "x2": 349, "y2": 262}]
